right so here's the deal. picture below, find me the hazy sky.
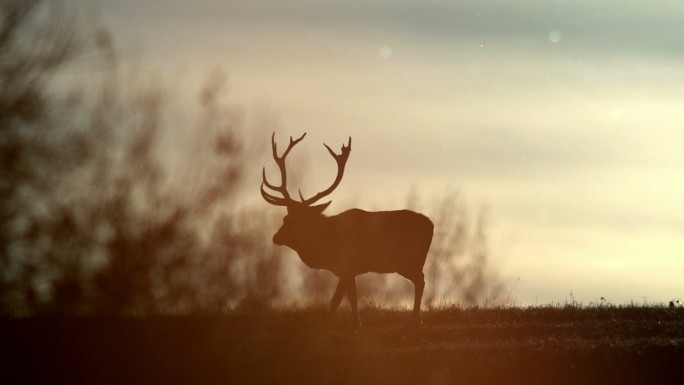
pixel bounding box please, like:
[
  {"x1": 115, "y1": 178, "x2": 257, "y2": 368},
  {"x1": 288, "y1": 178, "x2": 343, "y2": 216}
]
[{"x1": 79, "y1": 0, "x2": 684, "y2": 304}]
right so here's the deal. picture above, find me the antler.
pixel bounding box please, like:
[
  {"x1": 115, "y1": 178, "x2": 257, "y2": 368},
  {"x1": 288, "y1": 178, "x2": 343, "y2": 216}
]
[
  {"x1": 260, "y1": 132, "x2": 307, "y2": 206},
  {"x1": 301, "y1": 137, "x2": 352, "y2": 205}
]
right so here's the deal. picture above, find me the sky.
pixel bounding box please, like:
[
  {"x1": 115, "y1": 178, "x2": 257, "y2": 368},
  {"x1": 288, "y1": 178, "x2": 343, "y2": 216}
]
[{"x1": 76, "y1": 0, "x2": 684, "y2": 305}]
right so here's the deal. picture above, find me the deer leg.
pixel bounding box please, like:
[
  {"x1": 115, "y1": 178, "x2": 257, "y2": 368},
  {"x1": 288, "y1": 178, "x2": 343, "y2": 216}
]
[
  {"x1": 329, "y1": 278, "x2": 348, "y2": 319},
  {"x1": 346, "y1": 276, "x2": 361, "y2": 329},
  {"x1": 411, "y1": 273, "x2": 425, "y2": 325}
]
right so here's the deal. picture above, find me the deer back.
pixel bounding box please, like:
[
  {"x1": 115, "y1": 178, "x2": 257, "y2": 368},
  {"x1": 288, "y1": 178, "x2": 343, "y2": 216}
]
[{"x1": 292, "y1": 209, "x2": 433, "y2": 276}]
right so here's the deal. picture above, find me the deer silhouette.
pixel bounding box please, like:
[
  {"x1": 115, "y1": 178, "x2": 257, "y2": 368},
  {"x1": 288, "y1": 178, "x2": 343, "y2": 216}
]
[{"x1": 261, "y1": 133, "x2": 434, "y2": 327}]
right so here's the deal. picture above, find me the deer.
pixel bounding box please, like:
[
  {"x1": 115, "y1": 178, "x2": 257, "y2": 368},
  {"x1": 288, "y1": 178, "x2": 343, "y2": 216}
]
[{"x1": 260, "y1": 133, "x2": 434, "y2": 328}]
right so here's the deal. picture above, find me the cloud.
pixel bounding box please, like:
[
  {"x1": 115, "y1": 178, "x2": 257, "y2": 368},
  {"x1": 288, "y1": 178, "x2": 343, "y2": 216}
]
[
  {"x1": 94, "y1": 0, "x2": 684, "y2": 57},
  {"x1": 128, "y1": 0, "x2": 684, "y2": 59}
]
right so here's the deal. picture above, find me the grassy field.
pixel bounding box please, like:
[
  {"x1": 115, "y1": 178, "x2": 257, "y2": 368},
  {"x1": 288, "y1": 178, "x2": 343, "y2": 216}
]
[{"x1": 3, "y1": 305, "x2": 684, "y2": 385}]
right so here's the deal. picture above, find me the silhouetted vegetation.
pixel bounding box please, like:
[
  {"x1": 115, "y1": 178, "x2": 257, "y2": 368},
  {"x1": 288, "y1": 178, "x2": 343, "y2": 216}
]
[
  {"x1": 0, "y1": 1, "x2": 504, "y2": 317},
  {"x1": 1, "y1": 0, "x2": 87, "y2": 315},
  {"x1": 0, "y1": 0, "x2": 255, "y2": 316}
]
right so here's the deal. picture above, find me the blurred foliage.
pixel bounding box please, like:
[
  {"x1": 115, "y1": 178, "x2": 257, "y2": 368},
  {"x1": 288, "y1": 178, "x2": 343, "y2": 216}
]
[
  {"x1": 421, "y1": 194, "x2": 505, "y2": 307},
  {"x1": 1, "y1": 0, "x2": 86, "y2": 314},
  {"x1": 0, "y1": 0, "x2": 277, "y2": 316},
  {"x1": 0, "y1": 1, "x2": 504, "y2": 316}
]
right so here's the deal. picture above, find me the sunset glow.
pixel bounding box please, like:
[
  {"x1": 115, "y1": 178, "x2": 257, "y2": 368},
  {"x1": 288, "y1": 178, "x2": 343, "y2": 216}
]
[{"x1": 82, "y1": 0, "x2": 684, "y2": 305}]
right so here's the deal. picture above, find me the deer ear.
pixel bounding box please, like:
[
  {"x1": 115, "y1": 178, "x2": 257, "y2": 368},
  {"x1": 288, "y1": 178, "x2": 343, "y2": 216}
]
[{"x1": 310, "y1": 201, "x2": 331, "y2": 214}]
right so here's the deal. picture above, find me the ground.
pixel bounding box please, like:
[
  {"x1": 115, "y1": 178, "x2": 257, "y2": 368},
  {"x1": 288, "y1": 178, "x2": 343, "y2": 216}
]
[{"x1": 2, "y1": 305, "x2": 684, "y2": 384}]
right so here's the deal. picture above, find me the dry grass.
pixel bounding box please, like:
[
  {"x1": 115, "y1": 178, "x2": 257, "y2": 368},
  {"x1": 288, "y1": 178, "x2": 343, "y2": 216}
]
[{"x1": 3, "y1": 305, "x2": 684, "y2": 385}]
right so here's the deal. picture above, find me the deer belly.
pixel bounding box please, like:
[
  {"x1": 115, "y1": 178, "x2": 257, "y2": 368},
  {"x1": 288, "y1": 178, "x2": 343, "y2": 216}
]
[{"x1": 351, "y1": 243, "x2": 426, "y2": 274}]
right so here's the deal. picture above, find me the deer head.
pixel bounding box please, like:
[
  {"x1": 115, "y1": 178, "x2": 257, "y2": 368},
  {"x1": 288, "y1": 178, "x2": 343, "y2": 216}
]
[{"x1": 260, "y1": 133, "x2": 352, "y2": 247}]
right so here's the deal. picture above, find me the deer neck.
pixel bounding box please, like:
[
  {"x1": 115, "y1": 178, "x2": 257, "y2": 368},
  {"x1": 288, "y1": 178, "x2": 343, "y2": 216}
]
[{"x1": 287, "y1": 219, "x2": 332, "y2": 270}]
